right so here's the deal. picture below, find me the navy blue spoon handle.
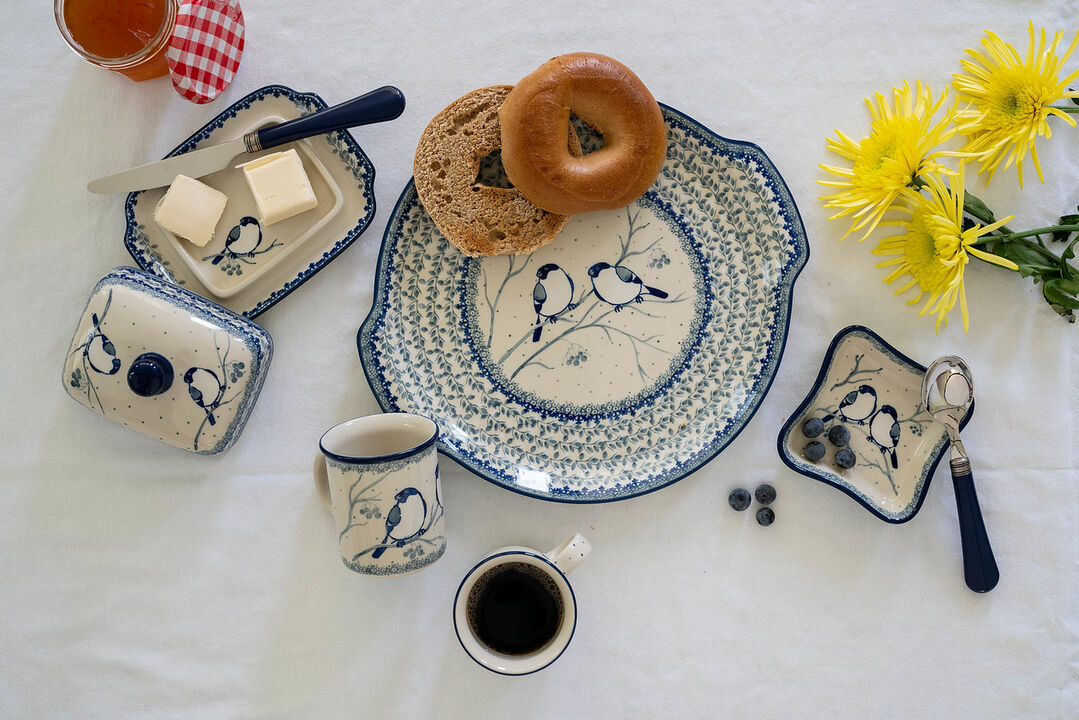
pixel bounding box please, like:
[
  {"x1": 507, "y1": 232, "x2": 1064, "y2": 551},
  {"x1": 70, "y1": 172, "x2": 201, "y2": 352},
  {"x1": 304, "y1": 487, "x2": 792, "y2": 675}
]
[
  {"x1": 952, "y1": 463, "x2": 999, "y2": 593},
  {"x1": 246, "y1": 86, "x2": 405, "y2": 152}
]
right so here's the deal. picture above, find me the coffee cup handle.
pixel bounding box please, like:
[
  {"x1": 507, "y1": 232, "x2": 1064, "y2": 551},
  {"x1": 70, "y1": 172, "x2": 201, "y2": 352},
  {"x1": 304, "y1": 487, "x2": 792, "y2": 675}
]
[
  {"x1": 544, "y1": 533, "x2": 592, "y2": 575},
  {"x1": 312, "y1": 454, "x2": 333, "y2": 514}
]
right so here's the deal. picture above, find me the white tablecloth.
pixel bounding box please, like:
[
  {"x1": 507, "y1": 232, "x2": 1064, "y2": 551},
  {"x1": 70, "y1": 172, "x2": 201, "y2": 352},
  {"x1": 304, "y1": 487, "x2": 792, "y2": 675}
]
[{"x1": 2, "y1": 2, "x2": 1077, "y2": 717}]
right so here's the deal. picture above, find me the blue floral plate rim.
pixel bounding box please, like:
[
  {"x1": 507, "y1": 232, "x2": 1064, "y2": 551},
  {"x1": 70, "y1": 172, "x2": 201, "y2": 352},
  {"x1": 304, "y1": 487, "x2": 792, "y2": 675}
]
[
  {"x1": 123, "y1": 84, "x2": 377, "y2": 319},
  {"x1": 359, "y1": 102, "x2": 810, "y2": 503},
  {"x1": 776, "y1": 324, "x2": 974, "y2": 523}
]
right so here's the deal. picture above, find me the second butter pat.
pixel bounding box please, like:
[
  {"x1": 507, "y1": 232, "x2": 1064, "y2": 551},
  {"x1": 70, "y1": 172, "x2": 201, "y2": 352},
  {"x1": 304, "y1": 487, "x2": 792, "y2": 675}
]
[{"x1": 237, "y1": 148, "x2": 319, "y2": 226}]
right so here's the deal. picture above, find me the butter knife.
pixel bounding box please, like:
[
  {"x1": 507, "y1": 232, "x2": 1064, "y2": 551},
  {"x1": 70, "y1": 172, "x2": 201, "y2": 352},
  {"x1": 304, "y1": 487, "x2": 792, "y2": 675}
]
[{"x1": 87, "y1": 86, "x2": 405, "y2": 194}]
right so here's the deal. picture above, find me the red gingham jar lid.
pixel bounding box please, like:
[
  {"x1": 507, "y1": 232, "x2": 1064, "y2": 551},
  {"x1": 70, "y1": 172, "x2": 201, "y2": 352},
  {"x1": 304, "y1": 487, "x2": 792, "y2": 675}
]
[{"x1": 166, "y1": 0, "x2": 245, "y2": 104}]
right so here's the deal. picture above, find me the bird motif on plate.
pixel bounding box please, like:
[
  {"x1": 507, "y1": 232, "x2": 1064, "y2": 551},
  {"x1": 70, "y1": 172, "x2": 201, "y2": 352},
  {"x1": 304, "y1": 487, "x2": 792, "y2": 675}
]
[
  {"x1": 587, "y1": 262, "x2": 668, "y2": 312},
  {"x1": 532, "y1": 263, "x2": 576, "y2": 342},
  {"x1": 202, "y1": 217, "x2": 282, "y2": 266},
  {"x1": 830, "y1": 384, "x2": 877, "y2": 425},
  {"x1": 868, "y1": 404, "x2": 901, "y2": 469}
]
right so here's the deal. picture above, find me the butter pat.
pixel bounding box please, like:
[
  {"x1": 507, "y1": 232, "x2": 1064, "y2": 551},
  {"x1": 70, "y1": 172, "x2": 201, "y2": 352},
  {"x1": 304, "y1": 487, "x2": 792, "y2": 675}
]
[
  {"x1": 237, "y1": 149, "x2": 318, "y2": 226},
  {"x1": 154, "y1": 175, "x2": 228, "y2": 247}
]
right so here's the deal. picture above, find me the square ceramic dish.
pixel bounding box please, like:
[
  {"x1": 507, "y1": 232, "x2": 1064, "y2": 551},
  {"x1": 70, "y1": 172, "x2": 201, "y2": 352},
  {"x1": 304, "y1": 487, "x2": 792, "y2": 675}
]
[
  {"x1": 124, "y1": 85, "x2": 376, "y2": 318},
  {"x1": 777, "y1": 325, "x2": 972, "y2": 522}
]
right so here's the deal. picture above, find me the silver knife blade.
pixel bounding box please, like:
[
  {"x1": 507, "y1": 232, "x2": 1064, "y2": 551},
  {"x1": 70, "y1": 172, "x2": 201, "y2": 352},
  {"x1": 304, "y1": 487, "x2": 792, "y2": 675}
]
[{"x1": 87, "y1": 137, "x2": 248, "y2": 194}]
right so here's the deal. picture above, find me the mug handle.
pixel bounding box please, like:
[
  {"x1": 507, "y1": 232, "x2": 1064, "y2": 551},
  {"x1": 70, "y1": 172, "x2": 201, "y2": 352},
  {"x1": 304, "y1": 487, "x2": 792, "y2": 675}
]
[
  {"x1": 544, "y1": 534, "x2": 592, "y2": 575},
  {"x1": 312, "y1": 454, "x2": 333, "y2": 514}
]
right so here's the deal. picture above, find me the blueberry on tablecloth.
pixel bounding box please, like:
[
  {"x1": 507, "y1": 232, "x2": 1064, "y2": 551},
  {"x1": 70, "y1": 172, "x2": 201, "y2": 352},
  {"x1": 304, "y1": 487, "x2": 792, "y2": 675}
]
[
  {"x1": 754, "y1": 483, "x2": 776, "y2": 505},
  {"x1": 728, "y1": 488, "x2": 752, "y2": 511}
]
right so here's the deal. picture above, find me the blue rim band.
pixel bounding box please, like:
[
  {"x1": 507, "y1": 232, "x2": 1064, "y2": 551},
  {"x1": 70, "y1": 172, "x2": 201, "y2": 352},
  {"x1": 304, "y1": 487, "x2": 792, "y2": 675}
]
[{"x1": 319, "y1": 415, "x2": 439, "y2": 465}]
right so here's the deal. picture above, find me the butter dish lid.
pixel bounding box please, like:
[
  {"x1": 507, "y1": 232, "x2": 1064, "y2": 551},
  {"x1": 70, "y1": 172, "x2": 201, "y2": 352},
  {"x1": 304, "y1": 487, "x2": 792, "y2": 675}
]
[{"x1": 63, "y1": 267, "x2": 272, "y2": 454}]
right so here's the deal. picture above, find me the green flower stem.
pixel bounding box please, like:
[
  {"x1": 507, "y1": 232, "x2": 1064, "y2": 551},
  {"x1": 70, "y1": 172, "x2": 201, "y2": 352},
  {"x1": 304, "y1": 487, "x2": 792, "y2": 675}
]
[
  {"x1": 959, "y1": 189, "x2": 1075, "y2": 268},
  {"x1": 978, "y1": 224, "x2": 1079, "y2": 243}
]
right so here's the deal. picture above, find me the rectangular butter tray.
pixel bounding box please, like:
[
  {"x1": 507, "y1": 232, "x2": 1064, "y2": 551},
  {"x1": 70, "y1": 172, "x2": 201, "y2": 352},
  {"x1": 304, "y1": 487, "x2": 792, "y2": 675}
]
[{"x1": 124, "y1": 85, "x2": 376, "y2": 318}]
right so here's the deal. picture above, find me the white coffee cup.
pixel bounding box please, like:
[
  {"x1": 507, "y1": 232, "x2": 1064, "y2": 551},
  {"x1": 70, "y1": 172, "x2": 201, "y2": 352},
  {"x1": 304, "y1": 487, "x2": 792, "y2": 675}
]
[
  {"x1": 313, "y1": 413, "x2": 444, "y2": 576},
  {"x1": 453, "y1": 534, "x2": 591, "y2": 675}
]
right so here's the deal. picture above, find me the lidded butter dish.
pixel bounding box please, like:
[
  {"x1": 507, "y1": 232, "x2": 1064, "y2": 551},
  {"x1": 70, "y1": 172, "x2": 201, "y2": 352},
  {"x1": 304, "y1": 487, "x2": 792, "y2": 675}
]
[{"x1": 62, "y1": 267, "x2": 273, "y2": 454}]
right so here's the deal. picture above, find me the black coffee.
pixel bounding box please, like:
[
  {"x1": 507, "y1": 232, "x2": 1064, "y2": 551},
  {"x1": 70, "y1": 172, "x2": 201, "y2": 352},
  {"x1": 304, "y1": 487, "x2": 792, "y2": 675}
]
[{"x1": 466, "y1": 562, "x2": 564, "y2": 655}]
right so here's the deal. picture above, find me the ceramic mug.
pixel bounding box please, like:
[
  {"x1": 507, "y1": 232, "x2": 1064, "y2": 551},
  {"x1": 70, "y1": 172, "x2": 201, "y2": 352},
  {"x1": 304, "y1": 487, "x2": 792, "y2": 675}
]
[
  {"x1": 453, "y1": 534, "x2": 592, "y2": 675},
  {"x1": 313, "y1": 413, "x2": 445, "y2": 576}
]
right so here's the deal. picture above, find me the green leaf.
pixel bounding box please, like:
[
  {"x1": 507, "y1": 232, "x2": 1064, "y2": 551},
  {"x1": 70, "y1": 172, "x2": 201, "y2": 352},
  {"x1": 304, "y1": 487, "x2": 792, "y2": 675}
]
[
  {"x1": 1000, "y1": 242, "x2": 1053, "y2": 275},
  {"x1": 1043, "y1": 279, "x2": 1079, "y2": 309},
  {"x1": 1057, "y1": 277, "x2": 1079, "y2": 295},
  {"x1": 962, "y1": 191, "x2": 996, "y2": 223},
  {"x1": 1053, "y1": 213, "x2": 1079, "y2": 242}
]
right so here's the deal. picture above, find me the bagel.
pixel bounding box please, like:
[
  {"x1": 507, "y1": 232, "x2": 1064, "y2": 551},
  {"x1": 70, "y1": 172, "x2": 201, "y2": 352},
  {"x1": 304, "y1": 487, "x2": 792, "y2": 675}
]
[
  {"x1": 413, "y1": 85, "x2": 581, "y2": 257},
  {"x1": 498, "y1": 52, "x2": 667, "y2": 215}
]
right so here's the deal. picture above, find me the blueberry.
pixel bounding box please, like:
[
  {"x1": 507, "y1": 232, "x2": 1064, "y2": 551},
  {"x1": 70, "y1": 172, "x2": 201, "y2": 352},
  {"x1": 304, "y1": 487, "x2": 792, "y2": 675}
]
[
  {"x1": 804, "y1": 441, "x2": 826, "y2": 462},
  {"x1": 835, "y1": 448, "x2": 856, "y2": 469},
  {"x1": 728, "y1": 488, "x2": 751, "y2": 511},
  {"x1": 828, "y1": 424, "x2": 850, "y2": 447},
  {"x1": 801, "y1": 417, "x2": 825, "y2": 438},
  {"x1": 754, "y1": 483, "x2": 776, "y2": 505},
  {"x1": 756, "y1": 507, "x2": 775, "y2": 526}
]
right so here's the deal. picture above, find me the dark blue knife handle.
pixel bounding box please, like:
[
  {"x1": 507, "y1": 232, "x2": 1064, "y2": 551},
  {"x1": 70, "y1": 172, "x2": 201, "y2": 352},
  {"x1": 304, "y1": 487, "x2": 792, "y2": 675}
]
[
  {"x1": 250, "y1": 86, "x2": 405, "y2": 152},
  {"x1": 952, "y1": 461, "x2": 999, "y2": 593}
]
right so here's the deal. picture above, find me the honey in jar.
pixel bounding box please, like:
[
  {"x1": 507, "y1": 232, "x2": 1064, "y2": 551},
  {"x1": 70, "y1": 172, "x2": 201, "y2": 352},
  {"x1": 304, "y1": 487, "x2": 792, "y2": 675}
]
[{"x1": 55, "y1": 0, "x2": 177, "y2": 81}]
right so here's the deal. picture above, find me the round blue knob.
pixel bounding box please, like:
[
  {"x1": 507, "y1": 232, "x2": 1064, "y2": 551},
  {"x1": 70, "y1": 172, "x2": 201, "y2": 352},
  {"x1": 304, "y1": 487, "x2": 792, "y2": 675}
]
[{"x1": 127, "y1": 353, "x2": 174, "y2": 397}]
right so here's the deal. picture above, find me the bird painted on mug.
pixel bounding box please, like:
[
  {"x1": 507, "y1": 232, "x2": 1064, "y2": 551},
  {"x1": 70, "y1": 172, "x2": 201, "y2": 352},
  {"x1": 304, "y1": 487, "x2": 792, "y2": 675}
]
[
  {"x1": 184, "y1": 367, "x2": 225, "y2": 426},
  {"x1": 832, "y1": 384, "x2": 878, "y2": 425},
  {"x1": 868, "y1": 404, "x2": 901, "y2": 469},
  {"x1": 84, "y1": 312, "x2": 121, "y2": 375},
  {"x1": 532, "y1": 264, "x2": 576, "y2": 342},
  {"x1": 371, "y1": 487, "x2": 428, "y2": 559},
  {"x1": 587, "y1": 262, "x2": 668, "y2": 312}
]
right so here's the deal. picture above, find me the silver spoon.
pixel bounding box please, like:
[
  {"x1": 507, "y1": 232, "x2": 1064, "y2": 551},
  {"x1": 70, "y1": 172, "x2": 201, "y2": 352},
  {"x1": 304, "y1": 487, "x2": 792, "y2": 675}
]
[{"x1": 921, "y1": 356, "x2": 999, "y2": 593}]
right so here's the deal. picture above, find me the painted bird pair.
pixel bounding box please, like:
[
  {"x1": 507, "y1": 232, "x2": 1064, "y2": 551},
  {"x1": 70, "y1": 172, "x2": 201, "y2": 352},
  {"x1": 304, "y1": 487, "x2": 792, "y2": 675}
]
[{"x1": 532, "y1": 262, "x2": 668, "y2": 342}]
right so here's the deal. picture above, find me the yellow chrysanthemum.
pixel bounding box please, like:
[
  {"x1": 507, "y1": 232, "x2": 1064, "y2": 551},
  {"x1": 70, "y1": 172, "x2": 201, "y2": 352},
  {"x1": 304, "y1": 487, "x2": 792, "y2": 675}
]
[
  {"x1": 873, "y1": 165, "x2": 1018, "y2": 332},
  {"x1": 820, "y1": 80, "x2": 961, "y2": 242},
  {"x1": 952, "y1": 21, "x2": 1079, "y2": 187}
]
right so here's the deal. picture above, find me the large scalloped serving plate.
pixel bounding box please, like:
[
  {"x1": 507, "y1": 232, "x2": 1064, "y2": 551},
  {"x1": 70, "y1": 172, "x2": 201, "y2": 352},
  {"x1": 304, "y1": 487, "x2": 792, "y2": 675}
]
[
  {"x1": 358, "y1": 105, "x2": 809, "y2": 503},
  {"x1": 124, "y1": 85, "x2": 376, "y2": 319}
]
